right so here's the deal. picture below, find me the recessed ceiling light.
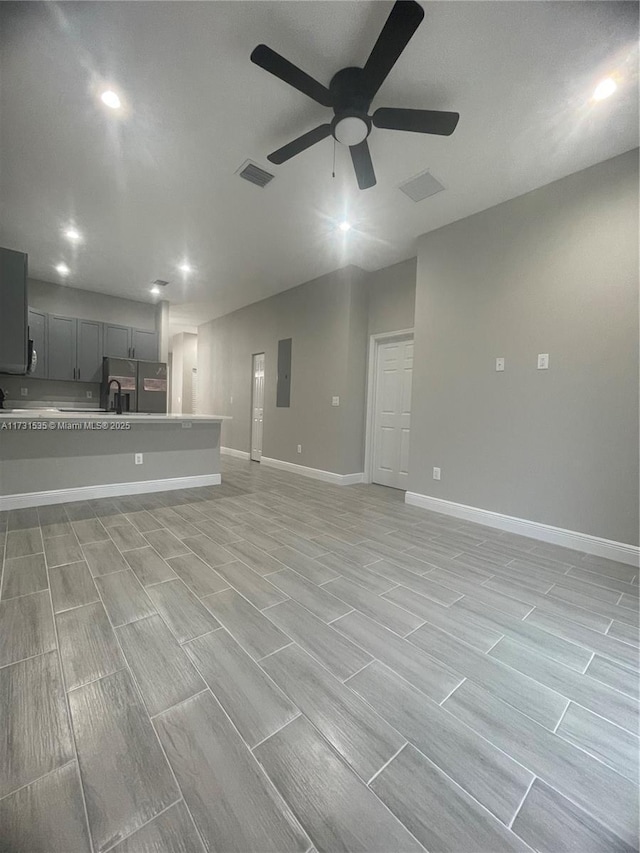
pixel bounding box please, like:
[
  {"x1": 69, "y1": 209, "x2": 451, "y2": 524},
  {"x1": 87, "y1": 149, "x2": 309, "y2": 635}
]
[
  {"x1": 55, "y1": 263, "x2": 70, "y2": 276},
  {"x1": 338, "y1": 221, "x2": 352, "y2": 232},
  {"x1": 593, "y1": 77, "x2": 617, "y2": 101},
  {"x1": 150, "y1": 286, "x2": 160, "y2": 295},
  {"x1": 101, "y1": 90, "x2": 121, "y2": 110},
  {"x1": 179, "y1": 262, "x2": 192, "y2": 274},
  {"x1": 64, "y1": 227, "x2": 81, "y2": 242}
]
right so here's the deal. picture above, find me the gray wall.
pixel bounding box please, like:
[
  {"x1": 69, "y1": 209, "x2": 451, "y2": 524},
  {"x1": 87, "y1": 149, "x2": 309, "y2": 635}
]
[
  {"x1": 409, "y1": 149, "x2": 639, "y2": 545},
  {"x1": 29, "y1": 278, "x2": 157, "y2": 330},
  {"x1": 1, "y1": 421, "x2": 220, "y2": 495},
  {"x1": 197, "y1": 258, "x2": 418, "y2": 476},
  {"x1": 367, "y1": 258, "x2": 417, "y2": 336},
  {"x1": 198, "y1": 267, "x2": 369, "y2": 475}
]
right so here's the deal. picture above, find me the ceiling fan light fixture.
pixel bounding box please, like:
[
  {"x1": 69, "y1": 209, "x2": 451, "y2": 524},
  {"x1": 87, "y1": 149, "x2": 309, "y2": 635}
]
[{"x1": 333, "y1": 116, "x2": 369, "y2": 146}]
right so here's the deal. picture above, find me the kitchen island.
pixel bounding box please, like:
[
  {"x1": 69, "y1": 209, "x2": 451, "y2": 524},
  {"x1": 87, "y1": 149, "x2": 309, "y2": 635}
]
[{"x1": 0, "y1": 411, "x2": 230, "y2": 509}]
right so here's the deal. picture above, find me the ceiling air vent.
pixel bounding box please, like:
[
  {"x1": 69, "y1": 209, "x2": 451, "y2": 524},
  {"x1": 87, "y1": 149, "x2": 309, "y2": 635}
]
[
  {"x1": 236, "y1": 160, "x2": 275, "y2": 188},
  {"x1": 399, "y1": 169, "x2": 445, "y2": 203},
  {"x1": 152, "y1": 279, "x2": 169, "y2": 287}
]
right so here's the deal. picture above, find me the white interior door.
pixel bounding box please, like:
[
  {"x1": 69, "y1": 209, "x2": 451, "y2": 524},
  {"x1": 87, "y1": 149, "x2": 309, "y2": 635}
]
[
  {"x1": 372, "y1": 337, "x2": 413, "y2": 489},
  {"x1": 251, "y1": 353, "x2": 265, "y2": 462}
]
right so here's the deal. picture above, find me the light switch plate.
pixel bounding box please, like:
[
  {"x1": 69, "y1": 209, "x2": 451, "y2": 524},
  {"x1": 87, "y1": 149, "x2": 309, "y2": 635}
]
[
  {"x1": 495, "y1": 358, "x2": 505, "y2": 372},
  {"x1": 537, "y1": 353, "x2": 549, "y2": 370},
  {"x1": 20, "y1": 387, "x2": 28, "y2": 396},
  {"x1": 331, "y1": 396, "x2": 340, "y2": 407},
  {"x1": 433, "y1": 467, "x2": 441, "y2": 481}
]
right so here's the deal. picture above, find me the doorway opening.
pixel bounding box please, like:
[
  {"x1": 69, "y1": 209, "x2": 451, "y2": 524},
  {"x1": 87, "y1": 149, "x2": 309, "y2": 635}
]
[{"x1": 250, "y1": 352, "x2": 265, "y2": 462}]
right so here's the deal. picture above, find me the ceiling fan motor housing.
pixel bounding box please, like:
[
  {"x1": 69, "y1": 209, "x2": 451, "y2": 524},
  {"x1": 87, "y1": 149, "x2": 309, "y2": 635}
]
[{"x1": 329, "y1": 67, "x2": 373, "y2": 146}]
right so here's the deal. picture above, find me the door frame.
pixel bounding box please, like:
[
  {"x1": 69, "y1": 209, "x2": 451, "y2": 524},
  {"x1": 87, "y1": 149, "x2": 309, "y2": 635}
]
[
  {"x1": 250, "y1": 351, "x2": 265, "y2": 462},
  {"x1": 363, "y1": 329, "x2": 414, "y2": 485}
]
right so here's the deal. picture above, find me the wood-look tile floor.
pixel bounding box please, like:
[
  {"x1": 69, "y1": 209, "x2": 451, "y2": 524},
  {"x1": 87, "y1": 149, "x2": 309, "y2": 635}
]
[{"x1": 0, "y1": 457, "x2": 638, "y2": 852}]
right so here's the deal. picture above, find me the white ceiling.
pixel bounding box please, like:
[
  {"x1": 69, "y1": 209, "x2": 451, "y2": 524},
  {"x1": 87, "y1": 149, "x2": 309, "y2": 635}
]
[{"x1": 0, "y1": 1, "x2": 637, "y2": 328}]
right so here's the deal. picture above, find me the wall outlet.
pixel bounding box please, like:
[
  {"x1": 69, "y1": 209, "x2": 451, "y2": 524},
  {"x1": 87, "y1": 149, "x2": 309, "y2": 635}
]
[
  {"x1": 181, "y1": 422, "x2": 192, "y2": 429},
  {"x1": 86, "y1": 390, "x2": 92, "y2": 399},
  {"x1": 134, "y1": 453, "x2": 143, "y2": 465},
  {"x1": 20, "y1": 387, "x2": 28, "y2": 396},
  {"x1": 433, "y1": 467, "x2": 441, "y2": 481},
  {"x1": 495, "y1": 357, "x2": 505, "y2": 372},
  {"x1": 297, "y1": 444, "x2": 302, "y2": 454},
  {"x1": 331, "y1": 396, "x2": 340, "y2": 407},
  {"x1": 537, "y1": 353, "x2": 549, "y2": 370}
]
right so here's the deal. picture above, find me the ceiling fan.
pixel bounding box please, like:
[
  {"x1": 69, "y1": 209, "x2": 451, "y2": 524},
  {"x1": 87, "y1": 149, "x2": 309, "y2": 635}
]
[{"x1": 250, "y1": 0, "x2": 459, "y2": 190}]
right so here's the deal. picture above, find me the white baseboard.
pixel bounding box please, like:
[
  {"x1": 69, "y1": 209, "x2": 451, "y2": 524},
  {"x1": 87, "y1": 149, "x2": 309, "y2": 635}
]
[
  {"x1": 405, "y1": 491, "x2": 640, "y2": 568},
  {"x1": 0, "y1": 474, "x2": 222, "y2": 511},
  {"x1": 260, "y1": 456, "x2": 364, "y2": 486},
  {"x1": 220, "y1": 446, "x2": 251, "y2": 460}
]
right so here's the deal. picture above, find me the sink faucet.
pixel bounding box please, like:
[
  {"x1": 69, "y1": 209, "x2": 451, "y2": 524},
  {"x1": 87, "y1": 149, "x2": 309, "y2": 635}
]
[
  {"x1": 0, "y1": 388, "x2": 5, "y2": 409},
  {"x1": 107, "y1": 379, "x2": 123, "y2": 415}
]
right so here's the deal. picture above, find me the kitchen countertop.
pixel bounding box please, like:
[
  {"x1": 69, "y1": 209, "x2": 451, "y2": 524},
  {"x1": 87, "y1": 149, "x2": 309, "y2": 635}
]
[{"x1": 0, "y1": 410, "x2": 230, "y2": 423}]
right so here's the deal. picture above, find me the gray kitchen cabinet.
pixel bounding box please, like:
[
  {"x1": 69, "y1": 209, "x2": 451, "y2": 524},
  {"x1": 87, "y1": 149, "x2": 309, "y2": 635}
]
[
  {"x1": 27, "y1": 309, "x2": 47, "y2": 379},
  {"x1": 104, "y1": 323, "x2": 132, "y2": 358},
  {"x1": 131, "y1": 328, "x2": 158, "y2": 361},
  {"x1": 77, "y1": 320, "x2": 103, "y2": 382},
  {"x1": 48, "y1": 315, "x2": 77, "y2": 381}
]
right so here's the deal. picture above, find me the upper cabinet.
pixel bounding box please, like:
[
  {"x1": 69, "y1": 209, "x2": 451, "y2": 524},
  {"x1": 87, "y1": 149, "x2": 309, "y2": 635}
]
[
  {"x1": 77, "y1": 320, "x2": 103, "y2": 382},
  {"x1": 30, "y1": 313, "x2": 159, "y2": 382},
  {"x1": 104, "y1": 324, "x2": 132, "y2": 359},
  {"x1": 104, "y1": 324, "x2": 158, "y2": 361},
  {"x1": 48, "y1": 315, "x2": 78, "y2": 381},
  {"x1": 131, "y1": 328, "x2": 158, "y2": 361},
  {"x1": 27, "y1": 309, "x2": 47, "y2": 379}
]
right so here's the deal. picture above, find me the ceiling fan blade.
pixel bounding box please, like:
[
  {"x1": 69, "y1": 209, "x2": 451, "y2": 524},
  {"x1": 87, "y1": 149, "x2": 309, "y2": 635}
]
[
  {"x1": 251, "y1": 44, "x2": 332, "y2": 107},
  {"x1": 373, "y1": 107, "x2": 460, "y2": 136},
  {"x1": 363, "y1": 1, "x2": 425, "y2": 100},
  {"x1": 350, "y1": 140, "x2": 376, "y2": 189},
  {"x1": 267, "y1": 124, "x2": 332, "y2": 165}
]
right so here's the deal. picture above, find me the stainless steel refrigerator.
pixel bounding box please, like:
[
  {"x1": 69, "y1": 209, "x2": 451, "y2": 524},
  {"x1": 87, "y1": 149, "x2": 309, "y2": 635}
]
[{"x1": 101, "y1": 358, "x2": 167, "y2": 413}]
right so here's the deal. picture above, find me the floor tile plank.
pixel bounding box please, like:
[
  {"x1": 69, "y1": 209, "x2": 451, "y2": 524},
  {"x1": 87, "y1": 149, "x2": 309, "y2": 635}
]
[
  {"x1": 268, "y1": 568, "x2": 352, "y2": 622},
  {"x1": 444, "y1": 679, "x2": 639, "y2": 846},
  {"x1": 146, "y1": 580, "x2": 220, "y2": 644},
  {"x1": 333, "y1": 610, "x2": 463, "y2": 702},
  {"x1": 0, "y1": 762, "x2": 91, "y2": 853},
  {"x1": 371, "y1": 745, "x2": 530, "y2": 852},
  {"x1": 1, "y1": 553, "x2": 48, "y2": 600},
  {"x1": 123, "y1": 546, "x2": 177, "y2": 586},
  {"x1": 262, "y1": 644, "x2": 405, "y2": 782},
  {"x1": 347, "y1": 660, "x2": 533, "y2": 825},
  {"x1": 57, "y1": 601, "x2": 126, "y2": 690},
  {"x1": 154, "y1": 691, "x2": 309, "y2": 853},
  {"x1": 265, "y1": 600, "x2": 371, "y2": 679},
  {"x1": 0, "y1": 651, "x2": 74, "y2": 798},
  {"x1": 116, "y1": 615, "x2": 206, "y2": 716},
  {"x1": 511, "y1": 778, "x2": 636, "y2": 853},
  {"x1": 95, "y1": 570, "x2": 157, "y2": 627},
  {"x1": 109, "y1": 800, "x2": 205, "y2": 853},
  {"x1": 166, "y1": 552, "x2": 229, "y2": 597},
  {"x1": 50, "y1": 561, "x2": 99, "y2": 613},
  {"x1": 184, "y1": 628, "x2": 298, "y2": 747},
  {"x1": 254, "y1": 715, "x2": 424, "y2": 853},
  {"x1": 69, "y1": 669, "x2": 180, "y2": 853},
  {"x1": 0, "y1": 590, "x2": 56, "y2": 667},
  {"x1": 202, "y1": 588, "x2": 290, "y2": 659}
]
